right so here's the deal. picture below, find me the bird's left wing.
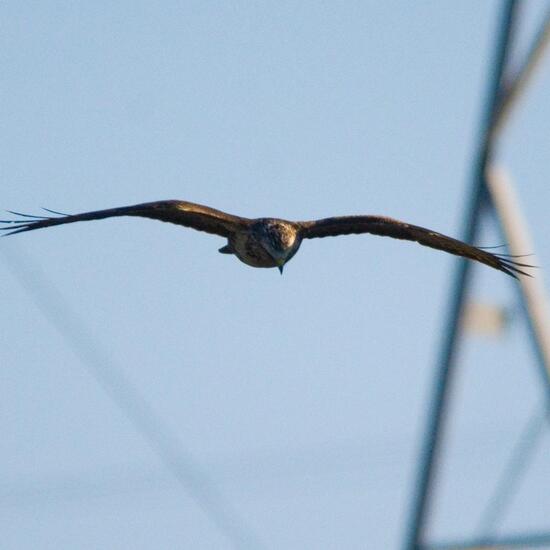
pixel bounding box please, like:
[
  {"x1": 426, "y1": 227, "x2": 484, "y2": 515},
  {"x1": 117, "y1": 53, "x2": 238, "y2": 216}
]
[
  {"x1": 298, "y1": 215, "x2": 532, "y2": 279},
  {"x1": 1, "y1": 200, "x2": 249, "y2": 238}
]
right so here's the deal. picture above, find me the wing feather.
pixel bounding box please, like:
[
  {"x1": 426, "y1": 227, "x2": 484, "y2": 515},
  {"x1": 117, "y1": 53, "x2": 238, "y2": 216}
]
[
  {"x1": 0, "y1": 200, "x2": 249, "y2": 238},
  {"x1": 299, "y1": 215, "x2": 532, "y2": 279}
]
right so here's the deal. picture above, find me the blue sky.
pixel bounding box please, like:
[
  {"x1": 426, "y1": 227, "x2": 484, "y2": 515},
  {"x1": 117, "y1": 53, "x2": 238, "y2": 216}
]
[{"x1": 2, "y1": 2, "x2": 550, "y2": 548}]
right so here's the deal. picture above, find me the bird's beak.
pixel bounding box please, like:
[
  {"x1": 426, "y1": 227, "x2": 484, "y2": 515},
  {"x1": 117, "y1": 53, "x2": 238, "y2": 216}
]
[{"x1": 278, "y1": 265, "x2": 284, "y2": 275}]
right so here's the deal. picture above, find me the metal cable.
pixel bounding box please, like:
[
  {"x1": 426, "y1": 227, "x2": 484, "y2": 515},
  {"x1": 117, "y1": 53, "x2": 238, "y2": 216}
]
[
  {"x1": 475, "y1": 408, "x2": 546, "y2": 540},
  {"x1": 1, "y1": 244, "x2": 264, "y2": 550},
  {"x1": 489, "y1": 4, "x2": 550, "y2": 140}
]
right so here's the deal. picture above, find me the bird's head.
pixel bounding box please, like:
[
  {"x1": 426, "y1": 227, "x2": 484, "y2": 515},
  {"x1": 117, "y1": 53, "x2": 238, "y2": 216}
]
[{"x1": 254, "y1": 219, "x2": 300, "y2": 274}]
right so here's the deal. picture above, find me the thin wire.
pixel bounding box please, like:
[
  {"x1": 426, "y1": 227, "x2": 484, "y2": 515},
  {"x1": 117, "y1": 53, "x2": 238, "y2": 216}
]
[
  {"x1": 425, "y1": 529, "x2": 550, "y2": 550},
  {"x1": 489, "y1": 4, "x2": 550, "y2": 141},
  {"x1": 474, "y1": 407, "x2": 546, "y2": 539},
  {"x1": 0, "y1": 438, "x2": 391, "y2": 507},
  {"x1": 0, "y1": 244, "x2": 264, "y2": 550}
]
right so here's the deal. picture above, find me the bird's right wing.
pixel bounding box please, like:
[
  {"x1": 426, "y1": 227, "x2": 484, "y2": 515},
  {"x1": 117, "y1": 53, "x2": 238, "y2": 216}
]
[
  {"x1": 298, "y1": 215, "x2": 532, "y2": 279},
  {"x1": 1, "y1": 200, "x2": 250, "y2": 238}
]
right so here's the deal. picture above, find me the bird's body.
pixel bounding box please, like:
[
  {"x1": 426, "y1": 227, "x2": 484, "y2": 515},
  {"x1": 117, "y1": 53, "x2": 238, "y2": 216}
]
[
  {"x1": 0, "y1": 199, "x2": 531, "y2": 278},
  {"x1": 228, "y1": 219, "x2": 301, "y2": 268}
]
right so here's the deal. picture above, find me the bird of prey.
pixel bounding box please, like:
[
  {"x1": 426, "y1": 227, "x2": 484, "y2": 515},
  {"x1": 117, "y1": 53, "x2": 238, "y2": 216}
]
[{"x1": 0, "y1": 200, "x2": 531, "y2": 277}]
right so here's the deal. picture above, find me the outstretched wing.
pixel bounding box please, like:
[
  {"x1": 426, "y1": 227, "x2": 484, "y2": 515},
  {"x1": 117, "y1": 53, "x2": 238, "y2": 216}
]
[
  {"x1": 298, "y1": 215, "x2": 532, "y2": 279},
  {"x1": 0, "y1": 200, "x2": 250, "y2": 238}
]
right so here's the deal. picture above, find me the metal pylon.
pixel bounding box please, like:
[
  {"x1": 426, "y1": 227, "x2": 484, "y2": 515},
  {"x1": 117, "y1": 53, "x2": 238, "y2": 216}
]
[{"x1": 402, "y1": 2, "x2": 550, "y2": 549}]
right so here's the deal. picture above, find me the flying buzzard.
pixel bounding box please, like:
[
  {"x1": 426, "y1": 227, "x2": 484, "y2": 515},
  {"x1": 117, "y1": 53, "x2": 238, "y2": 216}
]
[{"x1": 0, "y1": 200, "x2": 530, "y2": 277}]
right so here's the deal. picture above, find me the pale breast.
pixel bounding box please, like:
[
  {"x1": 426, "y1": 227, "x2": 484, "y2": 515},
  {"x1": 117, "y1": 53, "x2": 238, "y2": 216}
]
[{"x1": 230, "y1": 232, "x2": 278, "y2": 268}]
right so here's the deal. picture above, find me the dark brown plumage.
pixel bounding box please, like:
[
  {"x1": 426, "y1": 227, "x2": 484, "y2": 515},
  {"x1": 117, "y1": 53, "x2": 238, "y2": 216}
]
[{"x1": 0, "y1": 200, "x2": 532, "y2": 278}]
